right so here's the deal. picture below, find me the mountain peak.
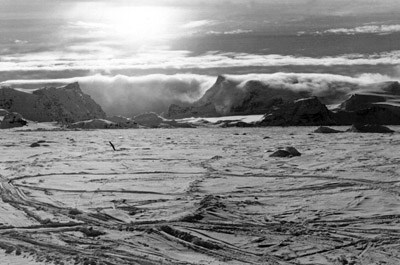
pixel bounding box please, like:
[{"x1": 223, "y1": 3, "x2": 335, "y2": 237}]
[
  {"x1": 59, "y1": 82, "x2": 81, "y2": 91},
  {"x1": 215, "y1": 75, "x2": 227, "y2": 85}
]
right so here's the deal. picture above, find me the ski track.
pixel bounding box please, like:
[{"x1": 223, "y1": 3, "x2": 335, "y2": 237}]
[{"x1": 0, "y1": 127, "x2": 399, "y2": 264}]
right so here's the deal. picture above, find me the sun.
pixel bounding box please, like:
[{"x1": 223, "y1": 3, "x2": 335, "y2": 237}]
[
  {"x1": 103, "y1": 5, "x2": 175, "y2": 41},
  {"x1": 70, "y1": 2, "x2": 178, "y2": 42}
]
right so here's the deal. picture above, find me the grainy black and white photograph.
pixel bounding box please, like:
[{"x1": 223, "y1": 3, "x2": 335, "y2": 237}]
[{"x1": 1, "y1": 0, "x2": 400, "y2": 264}]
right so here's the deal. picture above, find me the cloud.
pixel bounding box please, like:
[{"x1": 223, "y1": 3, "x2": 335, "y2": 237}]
[
  {"x1": 182, "y1": 20, "x2": 218, "y2": 29},
  {"x1": 3, "y1": 50, "x2": 400, "y2": 72},
  {"x1": 206, "y1": 29, "x2": 253, "y2": 35},
  {"x1": 68, "y1": 21, "x2": 111, "y2": 30},
  {"x1": 228, "y1": 72, "x2": 394, "y2": 103},
  {"x1": 1, "y1": 74, "x2": 215, "y2": 116},
  {"x1": 308, "y1": 24, "x2": 400, "y2": 35},
  {"x1": 14, "y1": 40, "x2": 28, "y2": 44}
]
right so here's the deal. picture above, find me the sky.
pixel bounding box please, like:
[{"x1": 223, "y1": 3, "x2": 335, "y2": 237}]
[
  {"x1": 2, "y1": 0, "x2": 400, "y2": 77},
  {"x1": 1, "y1": 0, "x2": 400, "y2": 115}
]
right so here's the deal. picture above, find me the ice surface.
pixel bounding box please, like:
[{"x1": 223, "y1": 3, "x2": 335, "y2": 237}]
[{"x1": 0, "y1": 127, "x2": 399, "y2": 264}]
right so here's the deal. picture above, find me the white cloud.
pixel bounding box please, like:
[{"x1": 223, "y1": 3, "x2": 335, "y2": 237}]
[
  {"x1": 229, "y1": 72, "x2": 394, "y2": 98},
  {"x1": 14, "y1": 40, "x2": 28, "y2": 44},
  {"x1": 2, "y1": 50, "x2": 400, "y2": 72},
  {"x1": 182, "y1": 20, "x2": 217, "y2": 29},
  {"x1": 207, "y1": 29, "x2": 253, "y2": 35},
  {"x1": 68, "y1": 21, "x2": 111, "y2": 30},
  {"x1": 309, "y1": 24, "x2": 400, "y2": 35}
]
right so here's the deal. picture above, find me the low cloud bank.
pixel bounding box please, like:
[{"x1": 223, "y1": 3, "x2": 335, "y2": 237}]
[
  {"x1": 230, "y1": 72, "x2": 393, "y2": 102},
  {"x1": 309, "y1": 24, "x2": 400, "y2": 35},
  {"x1": 3, "y1": 50, "x2": 400, "y2": 73},
  {"x1": 1, "y1": 72, "x2": 396, "y2": 117}
]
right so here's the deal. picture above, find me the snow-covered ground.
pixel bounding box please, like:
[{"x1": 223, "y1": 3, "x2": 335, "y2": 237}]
[{"x1": 0, "y1": 127, "x2": 399, "y2": 264}]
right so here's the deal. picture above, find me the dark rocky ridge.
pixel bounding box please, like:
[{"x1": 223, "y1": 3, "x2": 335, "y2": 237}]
[
  {"x1": 258, "y1": 97, "x2": 335, "y2": 126},
  {"x1": 0, "y1": 82, "x2": 106, "y2": 123},
  {"x1": 331, "y1": 81, "x2": 400, "y2": 125}
]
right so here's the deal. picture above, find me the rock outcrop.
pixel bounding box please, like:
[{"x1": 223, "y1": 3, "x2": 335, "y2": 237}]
[
  {"x1": 338, "y1": 94, "x2": 386, "y2": 111},
  {"x1": 133, "y1": 112, "x2": 194, "y2": 128},
  {"x1": 106, "y1": 116, "x2": 139, "y2": 128},
  {"x1": 68, "y1": 119, "x2": 119, "y2": 129},
  {"x1": 332, "y1": 105, "x2": 400, "y2": 125},
  {"x1": 68, "y1": 116, "x2": 141, "y2": 129},
  {"x1": 331, "y1": 81, "x2": 400, "y2": 125},
  {"x1": 0, "y1": 83, "x2": 106, "y2": 123},
  {"x1": 0, "y1": 112, "x2": 27, "y2": 129},
  {"x1": 133, "y1": 113, "x2": 165, "y2": 128},
  {"x1": 314, "y1": 126, "x2": 342, "y2": 133},
  {"x1": 346, "y1": 124, "x2": 394, "y2": 133},
  {"x1": 269, "y1": 147, "x2": 301, "y2": 158},
  {"x1": 258, "y1": 97, "x2": 336, "y2": 126}
]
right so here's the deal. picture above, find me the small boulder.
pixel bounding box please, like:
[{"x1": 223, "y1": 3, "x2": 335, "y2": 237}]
[
  {"x1": 285, "y1": 147, "x2": 301, "y2": 156},
  {"x1": 314, "y1": 126, "x2": 342, "y2": 133},
  {"x1": 269, "y1": 149, "x2": 291, "y2": 157},
  {"x1": 30, "y1": 142, "x2": 40, "y2": 148},
  {"x1": 269, "y1": 147, "x2": 301, "y2": 158}
]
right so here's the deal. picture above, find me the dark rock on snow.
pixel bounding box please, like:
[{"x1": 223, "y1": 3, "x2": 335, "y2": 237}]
[
  {"x1": 68, "y1": 119, "x2": 119, "y2": 129},
  {"x1": 0, "y1": 112, "x2": 27, "y2": 129},
  {"x1": 258, "y1": 97, "x2": 335, "y2": 126},
  {"x1": 332, "y1": 104, "x2": 400, "y2": 125},
  {"x1": 314, "y1": 126, "x2": 342, "y2": 133},
  {"x1": 133, "y1": 112, "x2": 194, "y2": 128},
  {"x1": 30, "y1": 142, "x2": 41, "y2": 148},
  {"x1": 106, "y1": 115, "x2": 138, "y2": 128},
  {"x1": 269, "y1": 147, "x2": 301, "y2": 157}
]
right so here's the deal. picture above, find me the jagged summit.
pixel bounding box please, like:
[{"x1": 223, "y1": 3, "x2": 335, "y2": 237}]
[
  {"x1": 166, "y1": 75, "x2": 304, "y2": 118},
  {"x1": 0, "y1": 82, "x2": 106, "y2": 123},
  {"x1": 215, "y1": 75, "x2": 226, "y2": 85},
  {"x1": 62, "y1": 82, "x2": 81, "y2": 90}
]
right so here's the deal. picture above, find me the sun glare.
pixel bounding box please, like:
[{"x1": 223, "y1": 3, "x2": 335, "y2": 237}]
[
  {"x1": 102, "y1": 5, "x2": 175, "y2": 41},
  {"x1": 69, "y1": 2, "x2": 179, "y2": 42}
]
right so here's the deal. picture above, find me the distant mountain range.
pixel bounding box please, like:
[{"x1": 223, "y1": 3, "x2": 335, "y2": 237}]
[
  {"x1": 1, "y1": 77, "x2": 400, "y2": 128},
  {"x1": 167, "y1": 75, "x2": 400, "y2": 125}
]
